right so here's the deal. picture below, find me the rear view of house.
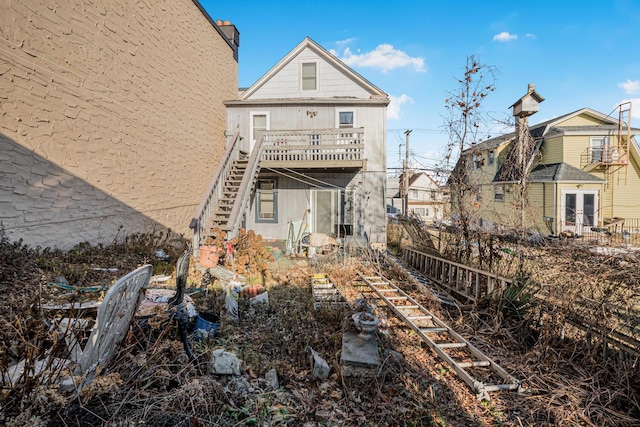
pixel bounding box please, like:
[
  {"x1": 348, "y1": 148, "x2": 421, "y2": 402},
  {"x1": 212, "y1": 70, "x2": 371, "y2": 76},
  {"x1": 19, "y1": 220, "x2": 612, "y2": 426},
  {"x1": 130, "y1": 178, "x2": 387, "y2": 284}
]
[
  {"x1": 453, "y1": 85, "x2": 640, "y2": 240},
  {"x1": 192, "y1": 38, "x2": 389, "y2": 251}
]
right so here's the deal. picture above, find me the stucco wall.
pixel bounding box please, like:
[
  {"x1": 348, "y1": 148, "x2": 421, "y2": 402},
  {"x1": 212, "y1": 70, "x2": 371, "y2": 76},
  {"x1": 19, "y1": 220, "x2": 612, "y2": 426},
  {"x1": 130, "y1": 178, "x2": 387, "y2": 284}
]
[{"x1": 0, "y1": 0, "x2": 237, "y2": 248}]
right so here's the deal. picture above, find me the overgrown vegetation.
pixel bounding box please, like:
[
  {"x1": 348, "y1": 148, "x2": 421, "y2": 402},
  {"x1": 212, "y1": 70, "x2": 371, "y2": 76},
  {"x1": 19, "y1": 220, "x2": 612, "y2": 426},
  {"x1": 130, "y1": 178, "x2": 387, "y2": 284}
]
[{"x1": 1, "y1": 223, "x2": 639, "y2": 425}]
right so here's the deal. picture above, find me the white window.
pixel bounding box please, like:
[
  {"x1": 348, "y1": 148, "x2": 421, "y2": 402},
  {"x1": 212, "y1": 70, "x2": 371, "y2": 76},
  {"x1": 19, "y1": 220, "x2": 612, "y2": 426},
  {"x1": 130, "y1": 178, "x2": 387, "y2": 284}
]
[
  {"x1": 430, "y1": 190, "x2": 437, "y2": 200},
  {"x1": 471, "y1": 153, "x2": 483, "y2": 169},
  {"x1": 301, "y1": 62, "x2": 317, "y2": 91},
  {"x1": 476, "y1": 185, "x2": 482, "y2": 202},
  {"x1": 412, "y1": 208, "x2": 425, "y2": 216},
  {"x1": 257, "y1": 179, "x2": 277, "y2": 222},
  {"x1": 493, "y1": 184, "x2": 504, "y2": 202},
  {"x1": 412, "y1": 189, "x2": 419, "y2": 199},
  {"x1": 338, "y1": 111, "x2": 354, "y2": 128},
  {"x1": 590, "y1": 136, "x2": 609, "y2": 163},
  {"x1": 488, "y1": 150, "x2": 495, "y2": 166}
]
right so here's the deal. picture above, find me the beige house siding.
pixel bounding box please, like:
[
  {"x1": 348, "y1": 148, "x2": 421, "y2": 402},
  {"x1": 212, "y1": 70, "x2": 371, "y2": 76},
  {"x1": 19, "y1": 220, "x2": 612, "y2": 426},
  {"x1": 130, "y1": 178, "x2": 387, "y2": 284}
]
[
  {"x1": 561, "y1": 115, "x2": 607, "y2": 127},
  {"x1": 0, "y1": 0, "x2": 237, "y2": 248},
  {"x1": 539, "y1": 136, "x2": 564, "y2": 164},
  {"x1": 610, "y1": 142, "x2": 640, "y2": 219},
  {"x1": 562, "y1": 135, "x2": 589, "y2": 166}
]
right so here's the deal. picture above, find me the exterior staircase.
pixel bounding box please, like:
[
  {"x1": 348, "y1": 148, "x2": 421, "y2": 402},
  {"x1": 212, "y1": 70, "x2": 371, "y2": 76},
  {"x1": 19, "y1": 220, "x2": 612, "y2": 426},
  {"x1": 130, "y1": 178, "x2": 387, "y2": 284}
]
[
  {"x1": 211, "y1": 157, "x2": 248, "y2": 230},
  {"x1": 190, "y1": 133, "x2": 263, "y2": 253}
]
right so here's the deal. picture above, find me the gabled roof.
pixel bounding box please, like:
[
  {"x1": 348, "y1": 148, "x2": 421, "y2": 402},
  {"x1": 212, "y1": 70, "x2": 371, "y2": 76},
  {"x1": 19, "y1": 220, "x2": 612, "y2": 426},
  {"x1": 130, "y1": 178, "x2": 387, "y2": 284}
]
[
  {"x1": 237, "y1": 37, "x2": 388, "y2": 101},
  {"x1": 409, "y1": 171, "x2": 439, "y2": 187},
  {"x1": 466, "y1": 107, "x2": 638, "y2": 154},
  {"x1": 492, "y1": 136, "x2": 544, "y2": 183},
  {"x1": 509, "y1": 88, "x2": 545, "y2": 108},
  {"x1": 529, "y1": 163, "x2": 606, "y2": 183}
]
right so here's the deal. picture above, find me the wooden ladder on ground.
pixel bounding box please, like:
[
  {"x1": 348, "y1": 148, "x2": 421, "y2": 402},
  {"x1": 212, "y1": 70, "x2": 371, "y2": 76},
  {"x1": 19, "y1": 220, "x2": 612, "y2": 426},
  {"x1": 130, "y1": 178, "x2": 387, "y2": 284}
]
[{"x1": 358, "y1": 273, "x2": 522, "y2": 401}]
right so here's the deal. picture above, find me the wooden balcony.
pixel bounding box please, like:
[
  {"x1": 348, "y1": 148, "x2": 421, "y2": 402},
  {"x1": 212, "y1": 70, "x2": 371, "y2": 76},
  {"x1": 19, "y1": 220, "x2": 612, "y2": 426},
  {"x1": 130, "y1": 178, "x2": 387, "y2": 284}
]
[{"x1": 260, "y1": 128, "x2": 366, "y2": 170}]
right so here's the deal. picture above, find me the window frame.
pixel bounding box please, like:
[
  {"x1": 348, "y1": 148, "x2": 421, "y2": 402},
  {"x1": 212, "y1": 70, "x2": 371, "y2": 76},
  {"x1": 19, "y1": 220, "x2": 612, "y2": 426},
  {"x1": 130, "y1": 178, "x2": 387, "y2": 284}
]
[
  {"x1": 300, "y1": 61, "x2": 318, "y2": 91},
  {"x1": 493, "y1": 184, "x2": 504, "y2": 202},
  {"x1": 250, "y1": 111, "x2": 270, "y2": 146},
  {"x1": 255, "y1": 178, "x2": 278, "y2": 223},
  {"x1": 335, "y1": 109, "x2": 356, "y2": 128},
  {"x1": 590, "y1": 136, "x2": 609, "y2": 163}
]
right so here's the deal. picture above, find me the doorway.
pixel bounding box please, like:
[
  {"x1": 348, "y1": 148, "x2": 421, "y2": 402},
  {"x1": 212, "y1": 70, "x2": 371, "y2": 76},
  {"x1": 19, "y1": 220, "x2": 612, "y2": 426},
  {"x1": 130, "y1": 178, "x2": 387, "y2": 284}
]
[
  {"x1": 560, "y1": 190, "x2": 598, "y2": 235},
  {"x1": 311, "y1": 189, "x2": 354, "y2": 237}
]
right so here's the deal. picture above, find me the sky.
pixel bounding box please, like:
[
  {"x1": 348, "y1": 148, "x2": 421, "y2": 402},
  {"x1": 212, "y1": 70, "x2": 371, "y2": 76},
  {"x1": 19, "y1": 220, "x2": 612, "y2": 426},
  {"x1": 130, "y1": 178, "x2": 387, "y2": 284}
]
[{"x1": 200, "y1": 0, "x2": 640, "y2": 173}]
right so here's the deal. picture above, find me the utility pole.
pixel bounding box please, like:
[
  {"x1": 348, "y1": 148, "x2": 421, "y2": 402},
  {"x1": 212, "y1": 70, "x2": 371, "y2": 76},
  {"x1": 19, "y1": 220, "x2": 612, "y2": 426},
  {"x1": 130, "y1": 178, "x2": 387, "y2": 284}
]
[{"x1": 403, "y1": 130, "x2": 412, "y2": 216}]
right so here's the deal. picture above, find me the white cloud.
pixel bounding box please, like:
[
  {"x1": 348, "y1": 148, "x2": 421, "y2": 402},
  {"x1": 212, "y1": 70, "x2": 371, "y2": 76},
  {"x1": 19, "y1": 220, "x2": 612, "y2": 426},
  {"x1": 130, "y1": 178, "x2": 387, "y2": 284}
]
[
  {"x1": 388, "y1": 94, "x2": 413, "y2": 120},
  {"x1": 337, "y1": 44, "x2": 425, "y2": 73},
  {"x1": 619, "y1": 79, "x2": 640, "y2": 95},
  {"x1": 335, "y1": 37, "x2": 356, "y2": 46},
  {"x1": 525, "y1": 33, "x2": 536, "y2": 39},
  {"x1": 493, "y1": 32, "x2": 518, "y2": 42}
]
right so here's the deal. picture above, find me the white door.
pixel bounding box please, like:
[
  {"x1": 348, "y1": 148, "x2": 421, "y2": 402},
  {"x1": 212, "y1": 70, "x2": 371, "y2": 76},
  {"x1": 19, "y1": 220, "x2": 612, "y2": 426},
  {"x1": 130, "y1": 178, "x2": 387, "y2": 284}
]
[
  {"x1": 250, "y1": 112, "x2": 269, "y2": 153},
  {"x1": 561, "y1": 190, "x2": 598, "y2": 234},
  {"x1": 312, "y1": 190, "x2": 336, "y2": 235},
  {"x1": 311, "y1": 190, "x2": 354, "y2": 236}
]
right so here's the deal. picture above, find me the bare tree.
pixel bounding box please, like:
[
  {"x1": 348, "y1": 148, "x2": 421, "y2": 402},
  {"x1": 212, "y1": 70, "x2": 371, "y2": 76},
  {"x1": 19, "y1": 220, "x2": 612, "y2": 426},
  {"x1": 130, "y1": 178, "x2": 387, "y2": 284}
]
[{"x1": 441, "y1": 55, "x2": 498, "y2": 262}]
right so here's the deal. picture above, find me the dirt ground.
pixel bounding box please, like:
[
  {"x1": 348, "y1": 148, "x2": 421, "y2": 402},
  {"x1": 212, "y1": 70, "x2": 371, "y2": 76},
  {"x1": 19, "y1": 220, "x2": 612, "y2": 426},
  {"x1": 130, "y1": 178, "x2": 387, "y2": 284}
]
[{"x1": 1, "y1": 230, "x2": 638, "y2": 426}]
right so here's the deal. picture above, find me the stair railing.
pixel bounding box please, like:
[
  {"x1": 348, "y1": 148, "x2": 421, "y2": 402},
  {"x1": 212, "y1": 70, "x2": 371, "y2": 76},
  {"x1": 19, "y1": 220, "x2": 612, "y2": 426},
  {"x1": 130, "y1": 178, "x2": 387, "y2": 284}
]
[
  {"x1": 224, "y1": 133, "x2": 265, "y2": 240},
  {"x1": 190, "y1": 132, "x2": 242, "y2": 255}
]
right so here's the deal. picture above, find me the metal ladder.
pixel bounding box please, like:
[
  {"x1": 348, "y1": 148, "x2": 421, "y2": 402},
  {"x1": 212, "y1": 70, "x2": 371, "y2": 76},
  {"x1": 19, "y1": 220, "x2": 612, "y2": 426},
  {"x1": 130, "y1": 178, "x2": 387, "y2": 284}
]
[{"x1": 359, "y1": 273, "x2": 522, "y2": 400}]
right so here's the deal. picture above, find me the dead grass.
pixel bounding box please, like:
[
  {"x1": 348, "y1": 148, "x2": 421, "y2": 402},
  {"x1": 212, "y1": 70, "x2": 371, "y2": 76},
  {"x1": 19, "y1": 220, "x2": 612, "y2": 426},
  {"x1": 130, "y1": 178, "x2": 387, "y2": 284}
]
[{"x1": 1, "y1": 227, "x2": 639, "y2": 426}]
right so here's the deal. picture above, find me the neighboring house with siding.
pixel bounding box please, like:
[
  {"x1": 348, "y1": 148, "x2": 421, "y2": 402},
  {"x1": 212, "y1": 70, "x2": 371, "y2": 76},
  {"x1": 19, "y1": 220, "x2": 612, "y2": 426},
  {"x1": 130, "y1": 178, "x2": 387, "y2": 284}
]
[
  {"x1": 386, "y1": 176, "x2": 402, "y2": 216},
  {"x1": 191, "y1": 37, "x2": 389, "y2": 250},
  {"x1": 402, "y1": 172, "x2": 446, "y2": 224},
  {"x1": 453, "y1": 88, "x2": 639, "y2": 238},
  {"x1": 1, "y1": 1, "x2": 238, "y2": 249}
]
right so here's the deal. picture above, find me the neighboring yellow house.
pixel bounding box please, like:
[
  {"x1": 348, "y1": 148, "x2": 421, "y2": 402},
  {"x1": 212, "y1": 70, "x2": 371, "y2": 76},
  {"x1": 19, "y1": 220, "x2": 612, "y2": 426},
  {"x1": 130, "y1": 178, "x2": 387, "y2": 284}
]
[{"x1": 454, "y1": 90, "x2": 639, "y2": 240}]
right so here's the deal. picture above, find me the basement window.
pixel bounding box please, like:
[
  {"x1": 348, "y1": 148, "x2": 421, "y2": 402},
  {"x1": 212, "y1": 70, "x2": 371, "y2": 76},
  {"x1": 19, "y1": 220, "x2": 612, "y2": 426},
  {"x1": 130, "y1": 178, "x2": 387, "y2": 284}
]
[{"x1": 256, "y1": 179, "x2": 277, "y2": 223}]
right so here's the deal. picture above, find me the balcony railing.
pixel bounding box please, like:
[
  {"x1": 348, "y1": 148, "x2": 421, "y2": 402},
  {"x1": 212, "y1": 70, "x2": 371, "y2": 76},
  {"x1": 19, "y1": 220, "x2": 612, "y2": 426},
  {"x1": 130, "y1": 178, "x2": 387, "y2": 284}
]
[
  {"x1": 581, "y1": 146, "x2": 628, "y2": 168},
  {"x1": 260, "y1": 128, "x2": 365, "y2": 166}
]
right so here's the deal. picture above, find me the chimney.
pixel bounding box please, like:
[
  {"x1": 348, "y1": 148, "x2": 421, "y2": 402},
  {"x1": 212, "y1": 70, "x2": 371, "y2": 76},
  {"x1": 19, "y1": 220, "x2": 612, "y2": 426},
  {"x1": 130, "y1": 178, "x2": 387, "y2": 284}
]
[{"x1": 217, "y1": 20, "x2": 240, "y2": 62}]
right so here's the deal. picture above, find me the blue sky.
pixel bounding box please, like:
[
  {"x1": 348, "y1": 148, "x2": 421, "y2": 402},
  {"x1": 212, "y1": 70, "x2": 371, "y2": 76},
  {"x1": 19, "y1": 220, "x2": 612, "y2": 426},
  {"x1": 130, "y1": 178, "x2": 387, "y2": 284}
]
[{"x1": 200, "y1": 0, "x2": 640, "y2": 172}]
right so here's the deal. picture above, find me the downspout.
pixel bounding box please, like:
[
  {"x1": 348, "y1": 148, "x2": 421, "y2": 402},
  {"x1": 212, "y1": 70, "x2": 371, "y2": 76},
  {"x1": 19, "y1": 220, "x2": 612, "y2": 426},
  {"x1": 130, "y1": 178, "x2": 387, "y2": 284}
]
[{"x1": 553, "y1": 182, "x2": 558, "y2": 236}]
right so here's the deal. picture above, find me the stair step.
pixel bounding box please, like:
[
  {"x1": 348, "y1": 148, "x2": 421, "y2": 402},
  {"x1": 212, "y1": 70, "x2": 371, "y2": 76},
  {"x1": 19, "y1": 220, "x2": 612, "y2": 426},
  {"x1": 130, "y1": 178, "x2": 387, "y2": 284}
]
[
  {"x1": 387, "y1": 296, "x2": 408, "y2": 301},
  {"x1": 394, "y1": 305, "x2": 419, "y2": 310},
  {"x1": 376, "y1": 288, "x2": 398, "y2": 292}
]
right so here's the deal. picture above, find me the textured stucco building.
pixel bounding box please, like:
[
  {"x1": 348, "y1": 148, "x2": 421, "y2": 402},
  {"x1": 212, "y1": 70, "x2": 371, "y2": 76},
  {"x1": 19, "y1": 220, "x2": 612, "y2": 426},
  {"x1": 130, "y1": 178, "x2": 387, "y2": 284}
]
[{"x1": 0, "y1": 0, "x2": 238, "y2": 249}]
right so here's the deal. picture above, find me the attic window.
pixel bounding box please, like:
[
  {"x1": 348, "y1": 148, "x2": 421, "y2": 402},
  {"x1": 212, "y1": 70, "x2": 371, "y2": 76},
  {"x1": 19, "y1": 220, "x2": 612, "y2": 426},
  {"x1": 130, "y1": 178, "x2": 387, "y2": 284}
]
[
  {"x1": 471, "y1": 153, "x2": 483, "y2": 169},
  {"x1": 488, "y1": 150, "x2": 495, "y2": 166},
  {"x1": 301, "y1": 62, "x2": 317, "y2": 91}
]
